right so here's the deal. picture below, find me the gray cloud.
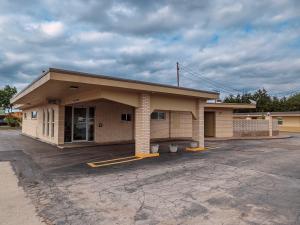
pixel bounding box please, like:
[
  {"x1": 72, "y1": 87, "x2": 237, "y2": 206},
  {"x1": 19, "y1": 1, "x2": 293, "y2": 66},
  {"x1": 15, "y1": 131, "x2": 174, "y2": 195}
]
[{"x1": 0, "y1": 0, "x2": 299, "y2": 96}]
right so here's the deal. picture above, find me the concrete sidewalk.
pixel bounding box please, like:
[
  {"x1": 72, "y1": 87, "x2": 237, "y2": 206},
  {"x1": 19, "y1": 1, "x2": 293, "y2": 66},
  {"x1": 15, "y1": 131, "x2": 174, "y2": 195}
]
[{"x1": 0, "y1": 162, "x2": 45, "y2": 225}]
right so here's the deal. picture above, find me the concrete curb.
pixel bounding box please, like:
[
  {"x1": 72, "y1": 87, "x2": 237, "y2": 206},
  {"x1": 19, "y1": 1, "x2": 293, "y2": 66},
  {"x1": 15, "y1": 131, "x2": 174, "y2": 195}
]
[{"x1": 205, "y1": 135, "x2": 292, "y2": 141}]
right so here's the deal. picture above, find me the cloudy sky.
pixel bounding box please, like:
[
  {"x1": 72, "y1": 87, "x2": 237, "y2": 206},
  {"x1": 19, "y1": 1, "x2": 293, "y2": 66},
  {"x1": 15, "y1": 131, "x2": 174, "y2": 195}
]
[{"x1": 1, "y1": 0, "x2": 300, "y2": 97}]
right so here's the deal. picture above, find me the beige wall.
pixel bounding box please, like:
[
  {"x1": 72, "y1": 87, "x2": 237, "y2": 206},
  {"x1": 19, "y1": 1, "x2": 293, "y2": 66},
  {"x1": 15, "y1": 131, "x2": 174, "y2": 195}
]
[
  {"x1": 205, "y1": 108, "x2": 234, "y2": 138},
  {"x1": 171, "y1": 111, "x2": 193, "y2": 138},
  {"x1": 95, "y1": 101, "x2": 134, "y2": 143},
  {"x1": 150, "y1": 111, "x2": 170, "y2": 139},
  {"x1": 22, "y1": 104, "x2": 60, "y2": 144},
  {"x1": 150, "y1": 111, "x2": 193, "y2": 139},
  {"x1": 215, "y1": 109, "x2": 233, "y2": 137},
  {"x1": 274, "y1": 116, "x2": 300, "y2": 132}
]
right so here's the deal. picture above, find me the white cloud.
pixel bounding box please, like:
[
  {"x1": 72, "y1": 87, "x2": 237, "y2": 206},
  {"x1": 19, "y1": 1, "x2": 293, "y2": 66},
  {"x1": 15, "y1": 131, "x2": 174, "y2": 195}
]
[
  {"x1": 25, "y1": 21, "x2": 64, "y2": 37},
  {"x1": 0, "y1": 0, "x2": 299, "y2": 96},
  {"x1": 40, "y1": 21, "x2": 64, "y2": 37}
]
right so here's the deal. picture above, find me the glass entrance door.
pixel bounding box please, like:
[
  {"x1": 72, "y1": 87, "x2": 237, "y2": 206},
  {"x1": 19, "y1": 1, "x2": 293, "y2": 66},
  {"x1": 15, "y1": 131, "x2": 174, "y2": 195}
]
[{"x1": 73, "y1": 107, "x2": 87, "y2": 141}]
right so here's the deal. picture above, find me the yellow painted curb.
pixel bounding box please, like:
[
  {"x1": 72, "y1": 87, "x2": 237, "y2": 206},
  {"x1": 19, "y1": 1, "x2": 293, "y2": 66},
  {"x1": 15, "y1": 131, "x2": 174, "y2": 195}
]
[
  {"x1": 135, "y1": 152, "x2": 160, "y2": 158},
  {"x1": 185, "y1": 147, "x2": 207, "y2": 152}
]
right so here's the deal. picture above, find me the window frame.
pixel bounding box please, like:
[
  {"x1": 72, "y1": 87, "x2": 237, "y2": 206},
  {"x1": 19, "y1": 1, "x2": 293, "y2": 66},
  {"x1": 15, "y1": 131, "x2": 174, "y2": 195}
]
[
  {"x1": 151, "y1": 111, "x2": 166, "y2": 120},
  {"x1": 31, "y1": 111, "x2": 37, "y2": 119},
  {"x1": 46, "y1": 109, "x2": 50, "y2": 136},
  {"x1": 42, "y1": 110, "x2": 45, "y2": 135},
  {"x1": 277, "y1": 117, "x2": 283, "y2": 125},
  {"x1": 51, "y1": 108, "x2": 55, "y2": 138},
  {"x1": 121, "y1": 113, "x2": 132, "y2": 122}
]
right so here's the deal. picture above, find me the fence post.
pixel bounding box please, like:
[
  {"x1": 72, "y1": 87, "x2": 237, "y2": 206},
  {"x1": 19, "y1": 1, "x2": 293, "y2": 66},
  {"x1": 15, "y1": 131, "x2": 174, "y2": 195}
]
[{"x1": 268, "y1": 115, "x2": 273, "y2": 137}]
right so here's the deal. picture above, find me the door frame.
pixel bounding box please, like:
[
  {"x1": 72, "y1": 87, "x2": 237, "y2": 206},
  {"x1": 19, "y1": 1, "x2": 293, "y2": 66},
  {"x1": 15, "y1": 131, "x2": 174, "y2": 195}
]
[
  {"x1": 204, "y1": 111, "x2": 216, "y2": 137},
  {"x1": 71, "y1": 106, "x2": 95, "y2": 142}
]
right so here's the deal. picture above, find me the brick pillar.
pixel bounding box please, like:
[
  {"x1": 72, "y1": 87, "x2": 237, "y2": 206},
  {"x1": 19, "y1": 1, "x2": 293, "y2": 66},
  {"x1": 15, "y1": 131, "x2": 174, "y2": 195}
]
[
  {"x1": 268, "y1": 116, "x2": 273, "y2": 137},
  {"x1": 56, "y1": 105, "x2": 65, "y2": 145},
  {"x1": 135, "y1": 93, "x2": 151, "y2": 156},
  {"x1": 192, "y1": 99, "x2": 205, "y2": 148}
]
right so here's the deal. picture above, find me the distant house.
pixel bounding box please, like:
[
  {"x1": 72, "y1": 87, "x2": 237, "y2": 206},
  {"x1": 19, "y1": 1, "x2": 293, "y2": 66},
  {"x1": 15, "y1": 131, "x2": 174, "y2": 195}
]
[{"x1": 234, "y1": 112, "x2": 300, "y2": 132}]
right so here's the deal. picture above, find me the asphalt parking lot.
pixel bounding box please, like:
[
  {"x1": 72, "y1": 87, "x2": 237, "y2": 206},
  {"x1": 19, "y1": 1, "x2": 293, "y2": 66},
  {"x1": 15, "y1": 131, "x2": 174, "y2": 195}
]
[{"x1": 0, "y1": 130, "x2": 300, "y2": 225}]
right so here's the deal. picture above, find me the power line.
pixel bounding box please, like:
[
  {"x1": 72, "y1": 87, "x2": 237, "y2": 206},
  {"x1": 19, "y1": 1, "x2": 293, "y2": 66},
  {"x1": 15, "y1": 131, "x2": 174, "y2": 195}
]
[
  {"x1": 180, "y1": 66, "x2": 242, "y2": 94},
  {"x1": 180, "y1": 73, "x2": 236, "y2": 94},
  {"x1": 180, "y1": 64, "x2": 299, "y2": 97}
]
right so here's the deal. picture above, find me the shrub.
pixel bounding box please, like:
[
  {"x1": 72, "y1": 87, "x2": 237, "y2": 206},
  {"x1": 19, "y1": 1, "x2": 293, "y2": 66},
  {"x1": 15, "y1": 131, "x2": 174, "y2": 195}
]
[{"x1": 4, "y1": 116, "x2": 21, "y2": 127}]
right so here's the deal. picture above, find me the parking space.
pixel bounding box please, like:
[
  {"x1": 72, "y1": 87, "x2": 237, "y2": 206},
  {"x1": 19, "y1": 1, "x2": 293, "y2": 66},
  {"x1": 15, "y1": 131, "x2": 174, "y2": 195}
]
[{"x1": 0, "y1": 129, "x2": 300, "y2": 225}]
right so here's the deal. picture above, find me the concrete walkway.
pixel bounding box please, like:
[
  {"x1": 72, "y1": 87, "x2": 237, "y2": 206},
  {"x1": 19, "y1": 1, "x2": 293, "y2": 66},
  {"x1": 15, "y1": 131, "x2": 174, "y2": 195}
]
[{"x1": 0, "y1": 162, "x2": 45, "y2": 225}]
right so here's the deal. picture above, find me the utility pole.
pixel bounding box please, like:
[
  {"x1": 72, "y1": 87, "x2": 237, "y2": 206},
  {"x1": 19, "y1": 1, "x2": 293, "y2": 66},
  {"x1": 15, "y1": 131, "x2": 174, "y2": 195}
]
[{"x1": 176, "y1": 62, "x2": 180, "y2": 87}]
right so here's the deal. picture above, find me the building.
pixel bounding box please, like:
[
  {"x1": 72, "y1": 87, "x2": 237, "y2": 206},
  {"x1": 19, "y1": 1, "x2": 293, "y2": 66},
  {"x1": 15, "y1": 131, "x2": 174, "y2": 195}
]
[
  {"x1": 234, "y1": 112, "x2": 300, "y2": 132},
  {"x1": 11, "y1": 68, "x2": 255, "y2": 156}
]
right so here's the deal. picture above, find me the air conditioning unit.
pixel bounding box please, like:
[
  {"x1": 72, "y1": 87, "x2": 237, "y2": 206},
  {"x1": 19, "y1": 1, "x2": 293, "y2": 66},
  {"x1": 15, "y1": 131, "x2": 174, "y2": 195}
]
[{"x1": 47, "y1": 99, "x2": 61, "y2": 105}]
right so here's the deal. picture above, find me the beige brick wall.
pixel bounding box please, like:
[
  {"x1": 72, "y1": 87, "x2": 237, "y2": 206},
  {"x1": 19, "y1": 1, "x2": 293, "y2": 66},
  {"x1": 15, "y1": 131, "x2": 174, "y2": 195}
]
[
  {"x1": 135, "y1": 94, "x2": 151, "y2": 154},
  {"x1": 22, "y1": 104, "x2": 61, "y2": 144},
  {"x1": 170, "y1": 111, "x2": 193, "y2": 138},
  {"x1": 215, "y1": 109, "x2": 233, "y2": 138},
  {"x1": 150, "y1": 111, "x2": 170, "y2": 139},
  {"x1": 95, "y1": 101, "x2": 134, "y2": 143}
]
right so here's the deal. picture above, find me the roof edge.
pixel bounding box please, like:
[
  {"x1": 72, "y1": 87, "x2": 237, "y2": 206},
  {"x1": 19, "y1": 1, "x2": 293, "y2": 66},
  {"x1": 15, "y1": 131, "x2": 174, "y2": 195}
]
[
  {"x1": 48, "y1": 67, "x2": 219, "y2": 96},
  {"x1": 11, "y1": 69, "x2": 50, "y2": 102}
]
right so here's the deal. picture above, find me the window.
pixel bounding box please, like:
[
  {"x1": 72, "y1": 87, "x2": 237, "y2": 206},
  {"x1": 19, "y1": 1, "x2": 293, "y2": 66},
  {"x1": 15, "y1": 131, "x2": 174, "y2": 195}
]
[
  {"x1": 88, "y1": 107, "x2": 95, "y2": 141},
  {"x1": 47, "y1": 109, "x2": 50, "y2": 136},
  {"x1": 151, "y1": 111, "x2": 166, "y2": 120},
  {"x1": 24, "y1": 113, "x2": 27, "y2": 120},
  {"x1": 277, "y1": 118, "x2": 283, "y2": 125},
  {"x1": 121, "y1": 113, "x2": 132, "y2": 121},
  {"x1": 42, "y1": 110, "x2": 45, "y2": 135},
  {"x1": 31, "y1": 111, "x2": 37, "y2": 119},
  {"x1": 51, "y1": 109, "x2": 55, "y2": 137}
]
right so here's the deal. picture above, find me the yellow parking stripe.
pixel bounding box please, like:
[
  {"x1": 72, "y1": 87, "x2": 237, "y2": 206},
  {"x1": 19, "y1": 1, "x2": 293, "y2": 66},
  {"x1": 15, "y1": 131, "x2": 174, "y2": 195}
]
[
  {"x1": 87, "y1": 157, "x2": 143, "y2": 168},
  {"x1": 185, "y1": 146, "x2": 219, "y2": 152},
  {"x1": 90, "y1": 155, "x2": 137, "y2": 164}
]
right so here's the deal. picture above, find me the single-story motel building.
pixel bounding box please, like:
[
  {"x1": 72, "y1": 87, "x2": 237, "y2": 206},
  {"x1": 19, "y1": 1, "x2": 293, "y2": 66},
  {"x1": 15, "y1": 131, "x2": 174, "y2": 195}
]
[
  {"x1": 234, "y1": 112, "x2": 300, "y2": 133},
  {"x1": 11, "y1": 68, "x2": 255, "y2": 157}
]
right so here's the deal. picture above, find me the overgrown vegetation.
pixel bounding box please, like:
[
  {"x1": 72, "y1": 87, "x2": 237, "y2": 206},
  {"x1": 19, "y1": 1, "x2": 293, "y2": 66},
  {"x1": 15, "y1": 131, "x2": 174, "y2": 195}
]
[
  {"x1": 0, "y1": 85, "x2": 19, "y2": 127},
  {"x1": 224, "y1": 88, "x2": 300, "y2": 113},
  {"x1": 4, "y1": 116, "x2": 21, "y2": 127}
]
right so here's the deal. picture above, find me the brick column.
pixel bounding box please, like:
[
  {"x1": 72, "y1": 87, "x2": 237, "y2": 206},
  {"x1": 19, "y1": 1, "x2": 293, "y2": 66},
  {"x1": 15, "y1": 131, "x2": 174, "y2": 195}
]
[
  {"x1": 135, "y1": 93, "x2": 151, "y2": 156},
  {"x1": 192, "y1": 99, "x2": 205, "y2": 148},
  {"x1": 56, "y1": 105, "x2": 65, "y2": 145}
]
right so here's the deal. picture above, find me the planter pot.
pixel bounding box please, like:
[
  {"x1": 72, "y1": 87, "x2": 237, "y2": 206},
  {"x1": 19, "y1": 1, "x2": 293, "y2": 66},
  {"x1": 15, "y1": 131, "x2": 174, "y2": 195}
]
[
  {"x1": 190, "y1": 142, "x2": 198, "y2": 148},
  {"x1": 169, "y1": 145, "x2": 178, "y2": 153},
  {"x1": 151, "y1": 144, "x2": 159, "y2": 153}
]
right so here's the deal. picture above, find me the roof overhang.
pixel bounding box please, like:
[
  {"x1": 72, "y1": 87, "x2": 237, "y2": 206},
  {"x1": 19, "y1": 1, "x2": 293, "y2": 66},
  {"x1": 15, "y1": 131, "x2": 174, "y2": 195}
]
[
  {"x1": 11, "y1": 68, "x2": 219, "y2": 108},
  {"x1": 234, "y1": 112, "x2": 300, "y2": 117},
  {"x1": 205, "y1": 103, "x2": 256, "y2": 109}
]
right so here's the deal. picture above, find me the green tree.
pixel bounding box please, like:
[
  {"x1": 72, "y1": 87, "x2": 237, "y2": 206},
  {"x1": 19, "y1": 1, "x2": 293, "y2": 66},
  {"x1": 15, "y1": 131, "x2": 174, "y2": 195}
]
[
  {"x1": 223, "y1": 89, "x2": 300, "y2": 113},
  {"x1": 0, "y1": 85, "x2": 17, "y2": 112},
  {"x1": 287, "y1": 93, "x2": 300, "y2": 111}
]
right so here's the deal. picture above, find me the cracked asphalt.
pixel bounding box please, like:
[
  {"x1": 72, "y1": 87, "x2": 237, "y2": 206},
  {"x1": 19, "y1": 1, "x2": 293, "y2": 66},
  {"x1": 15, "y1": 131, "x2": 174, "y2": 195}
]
[{"x1": 0, "y1": 129, "x2": 300, "y2": 225}]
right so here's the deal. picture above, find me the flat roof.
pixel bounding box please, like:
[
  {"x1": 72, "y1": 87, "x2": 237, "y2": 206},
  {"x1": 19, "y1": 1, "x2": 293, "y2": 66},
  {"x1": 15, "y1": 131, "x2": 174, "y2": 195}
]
[
  {"x1": 234, "y1": 111, "x2": 300, "y2": 117},
  {"x1": 12, "y1": 67, "x2": 219, "y2": 101},
  {"x1": 205, "y1": 103, "x2": 256, "y2": 109}
]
